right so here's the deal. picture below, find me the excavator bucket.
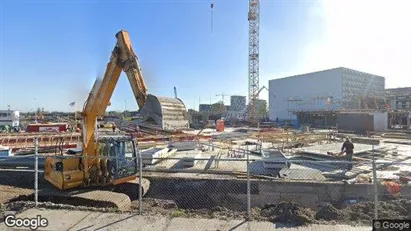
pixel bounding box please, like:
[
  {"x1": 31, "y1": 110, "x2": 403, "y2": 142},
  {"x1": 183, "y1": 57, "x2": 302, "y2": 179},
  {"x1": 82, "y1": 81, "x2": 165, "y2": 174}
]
[{"x1": 140, "y1": 94, "x2": 189, "y2": 131}]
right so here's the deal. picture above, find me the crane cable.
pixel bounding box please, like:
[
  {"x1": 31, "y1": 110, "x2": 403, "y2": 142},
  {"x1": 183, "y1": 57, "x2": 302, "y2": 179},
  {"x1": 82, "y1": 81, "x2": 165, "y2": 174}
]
[{"x1": 210, "y1": 2, "x2": 214, "y2": 33}]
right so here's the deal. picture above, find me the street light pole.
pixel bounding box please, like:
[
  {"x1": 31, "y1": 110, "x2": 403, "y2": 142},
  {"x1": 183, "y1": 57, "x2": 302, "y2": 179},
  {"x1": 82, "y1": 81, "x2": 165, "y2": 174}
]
[
  {"x1": 34, "y1": 98, "x2": 37, "y2": 124},
  {"x1": 74, "y1": 101, "x2": 77, "y2": 130}
]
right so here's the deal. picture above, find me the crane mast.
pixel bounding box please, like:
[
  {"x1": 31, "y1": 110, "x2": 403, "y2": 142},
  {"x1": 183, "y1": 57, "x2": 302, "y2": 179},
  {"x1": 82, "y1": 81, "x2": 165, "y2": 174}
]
[
  {"x1": 216, "y1": 93, "x2": 230, "y2": 103},
  {"x1": 248, "y1": 0, "x2": 260, "y2": 123}
]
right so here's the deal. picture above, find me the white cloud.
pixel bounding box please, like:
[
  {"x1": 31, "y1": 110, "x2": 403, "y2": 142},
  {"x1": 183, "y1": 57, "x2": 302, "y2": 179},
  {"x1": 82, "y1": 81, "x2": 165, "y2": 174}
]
[{"x1": 301, "y1": 0, "x2": 411, "y2": 88}]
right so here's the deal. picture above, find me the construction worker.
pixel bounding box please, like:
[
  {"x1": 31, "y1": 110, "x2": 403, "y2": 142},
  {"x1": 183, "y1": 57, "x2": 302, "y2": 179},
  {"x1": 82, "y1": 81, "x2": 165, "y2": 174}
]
[{"x1": 341, "y1": 137, "x2": 354, "y2": 171}]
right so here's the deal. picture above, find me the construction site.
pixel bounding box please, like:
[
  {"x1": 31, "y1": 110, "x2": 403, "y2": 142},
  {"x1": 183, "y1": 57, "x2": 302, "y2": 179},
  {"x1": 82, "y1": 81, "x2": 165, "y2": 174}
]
[{"x1": 1, "y1": 1, "x2": 411, "y2": 230}]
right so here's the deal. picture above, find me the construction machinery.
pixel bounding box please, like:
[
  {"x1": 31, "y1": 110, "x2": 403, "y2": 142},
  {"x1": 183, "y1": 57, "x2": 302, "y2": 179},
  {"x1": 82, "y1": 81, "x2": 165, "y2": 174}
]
[{"x1": 43, "y1": 30, "x2": 189, "y2": 206}]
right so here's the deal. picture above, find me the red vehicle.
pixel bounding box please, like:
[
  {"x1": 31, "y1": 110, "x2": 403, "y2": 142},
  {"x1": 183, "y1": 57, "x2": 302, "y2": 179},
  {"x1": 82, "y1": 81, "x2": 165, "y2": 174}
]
[{"x1": 26, "y1": 123, "x2": 70, "y2": 133}]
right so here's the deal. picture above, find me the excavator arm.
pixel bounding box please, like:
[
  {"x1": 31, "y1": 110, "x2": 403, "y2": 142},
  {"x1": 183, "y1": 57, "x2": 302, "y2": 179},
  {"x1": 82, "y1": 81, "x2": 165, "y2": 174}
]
[
  {"x1": 44, "y1": 29, "x2": 187, "y2": 191},
  {"x1": 115, "y1": 30, "x2": 148, "y2": 109},
  {"x1": 83, "y1": 30, "x2": 148, "y2": 119},
  {"x1": 81, "y1": 30, "x2": 149, "y2": 178}
]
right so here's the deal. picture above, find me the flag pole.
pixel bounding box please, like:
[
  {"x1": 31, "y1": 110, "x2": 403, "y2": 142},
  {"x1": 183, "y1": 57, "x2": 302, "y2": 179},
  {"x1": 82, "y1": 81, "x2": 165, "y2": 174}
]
[{"x1": 74, "y1": 101, "x2": 77, "y2": 131}]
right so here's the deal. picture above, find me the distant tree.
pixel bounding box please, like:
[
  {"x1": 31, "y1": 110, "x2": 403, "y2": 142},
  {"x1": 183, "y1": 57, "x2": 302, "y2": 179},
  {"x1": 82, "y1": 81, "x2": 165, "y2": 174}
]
[
  {"x1": 247, "y1": 100, "x2": 268, "y2": 119},
  {"x1": 257, "y1": 101, "x2": 268, "y2": 118}
]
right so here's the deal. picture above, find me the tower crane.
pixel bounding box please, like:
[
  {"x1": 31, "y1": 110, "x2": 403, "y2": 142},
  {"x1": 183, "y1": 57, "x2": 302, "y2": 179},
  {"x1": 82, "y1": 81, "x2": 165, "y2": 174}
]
[
  {"x1": 216, "y1": 93, "x2": 230, "y2": 104},
  {"x1": 256, "y1": 85, "x2": 268, "y2": 97},
  {"x1": 248, "y1": 0, "x2": 260, "y2": 124},
  {"x1": 209, "y1": 1, "x2": 260, "y2": 124}
]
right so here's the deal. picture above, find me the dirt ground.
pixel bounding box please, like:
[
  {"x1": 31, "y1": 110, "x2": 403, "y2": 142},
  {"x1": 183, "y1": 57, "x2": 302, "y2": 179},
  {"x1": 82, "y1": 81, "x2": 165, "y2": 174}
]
[
  {"x1": 3, "y1": 197, "x2": 411, "y2": 227},
  {"x1": 1, "y1": 170, "x2": 411, "y2": 226},
  {"x1": 0, "y1": 171, "x2": 36, "y2": 204}
]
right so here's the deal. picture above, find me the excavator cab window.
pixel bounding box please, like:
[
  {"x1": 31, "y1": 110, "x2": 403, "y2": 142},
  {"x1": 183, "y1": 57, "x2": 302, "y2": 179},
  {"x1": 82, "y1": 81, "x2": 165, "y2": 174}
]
[
  {"x1": 116, "y1": 140, "x2": 136, "y2": 164},
  {"x1": 109, "y1": 144, "x2": 117, "y2": 157},
  {"x1": 55, "y1": 162, "x2": 63, "y2": 172},
  {"x1": 98, "y1": 138, "x2": 138, "y2": 180},
  {"x1": 98, "y1": 140, "x2": 115, "y2": 158}
]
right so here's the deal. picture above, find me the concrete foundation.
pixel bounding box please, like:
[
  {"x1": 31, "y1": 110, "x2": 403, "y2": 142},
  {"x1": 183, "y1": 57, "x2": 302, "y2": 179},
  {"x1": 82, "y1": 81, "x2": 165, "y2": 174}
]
[
  {"x1": 180, "y1": 151, "x2": 202, "y2": 168},
  {"x1": 295, "y1": 143, "x2": 377, "y2": 157},
  {"x1": 141, "y1": 148, "x2": 177, "y2": 165},
  {"x1": 336, "y1": 112, "x2": 388, "y2": 133},
  {"x1": 145, "y1": 177, "x2": 410, "y2": 210}
]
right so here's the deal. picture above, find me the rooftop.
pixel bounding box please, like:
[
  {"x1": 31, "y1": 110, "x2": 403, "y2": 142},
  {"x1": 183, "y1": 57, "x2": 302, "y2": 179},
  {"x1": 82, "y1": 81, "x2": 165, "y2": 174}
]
[{"x1": 269, "y1": 67, "x2": 385, "y2": 82}]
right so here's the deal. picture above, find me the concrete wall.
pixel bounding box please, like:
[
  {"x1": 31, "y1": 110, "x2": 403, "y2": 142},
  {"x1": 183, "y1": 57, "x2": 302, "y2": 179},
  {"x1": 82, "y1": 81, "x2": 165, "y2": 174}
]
[
  {"x1": 341, "y1": 68, "x2": 385, "y2": 97},
  {"x1": 145, "y1": 177, "x2": 408, "y2": 210},
  {"x1": 336, "y1": 113, "x2": 373, "y2": 133},
  {"x1": 337, "y1": 112, "x2": 388, "y2": 132},
  {"x1": 269, "y1": 68, "x2": 343, "y2": 121},
  {"x1": 372, "y1": 112, "x2": 388, "y2": 131}
]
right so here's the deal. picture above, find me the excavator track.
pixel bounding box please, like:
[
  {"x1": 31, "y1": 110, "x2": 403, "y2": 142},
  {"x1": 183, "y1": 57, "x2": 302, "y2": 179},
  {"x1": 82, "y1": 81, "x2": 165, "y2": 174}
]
[{"x1": 37, "y1": 178, "x2": 150, "y2": 211}]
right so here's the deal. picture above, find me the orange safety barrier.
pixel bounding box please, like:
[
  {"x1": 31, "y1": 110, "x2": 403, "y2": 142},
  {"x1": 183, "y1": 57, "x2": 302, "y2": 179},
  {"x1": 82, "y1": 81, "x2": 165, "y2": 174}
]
[{"x1": 384, "y1": 181, "x2": 401, "y2": 197}]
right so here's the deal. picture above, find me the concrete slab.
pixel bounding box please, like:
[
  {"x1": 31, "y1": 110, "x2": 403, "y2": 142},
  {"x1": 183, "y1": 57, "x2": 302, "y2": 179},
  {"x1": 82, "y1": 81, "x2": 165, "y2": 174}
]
[
  {"x1": 0, "y1": 208, "x2": 370, "y2": 231},
  {"x1": 71, "y1": 213, "x2": 169, "y2": 231},
  {"x1": 146, "y1": 150, "x2": 250, "y2": 173},
  {"x1": 0, "y1": 209, "x2": 92, "y2": 231},
  {"x1": 279, "y1": 169, "x2": 326, "y2": 181},
  {"x1": 273, "y1": 224, "x2": 370, "y2": 231},
  {"x1": 295, "y1": 143, "x2": 378, "y2": 157},
  {"x1": 170, "y1": 142, "x2": 198, "y2": 151},
  {"x1": 141, "y1": 148, "x2": 177, "y2": 165},
  {"x1": 166, "y1": 217, "x2": 241, "y2": 230},
  {"x1": 67, "y1": 212, "x2": 103, "y2": 230}
]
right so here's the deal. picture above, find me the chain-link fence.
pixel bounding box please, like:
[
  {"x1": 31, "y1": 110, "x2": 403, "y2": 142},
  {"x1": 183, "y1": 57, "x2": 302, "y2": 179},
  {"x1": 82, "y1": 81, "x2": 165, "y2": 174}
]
[{"x1": 1, "y1": 137, "x2": 410, "y2": 226}]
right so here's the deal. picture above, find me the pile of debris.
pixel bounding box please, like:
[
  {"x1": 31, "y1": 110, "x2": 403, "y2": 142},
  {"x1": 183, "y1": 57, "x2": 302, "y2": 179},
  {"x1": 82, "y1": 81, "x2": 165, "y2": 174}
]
[
  {"x1": 260, "y1": 202, "x2": 315, "y2": 226},
  {"x1": 258, "y1": 199, "x2": 411, "y2": 226}
]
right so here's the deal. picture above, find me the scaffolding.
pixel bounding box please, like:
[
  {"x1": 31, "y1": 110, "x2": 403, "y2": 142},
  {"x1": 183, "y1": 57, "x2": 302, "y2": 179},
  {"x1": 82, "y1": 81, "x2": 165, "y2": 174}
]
[
  {"x1": 286, "y1": 93, "x2": 390, "y2": 129},
  {"x1": 247, "y1": 129, "x2": 331, "y2": 151},
  {"x1": 287, "y1": 94, "x2": 388, "y2": 115}
]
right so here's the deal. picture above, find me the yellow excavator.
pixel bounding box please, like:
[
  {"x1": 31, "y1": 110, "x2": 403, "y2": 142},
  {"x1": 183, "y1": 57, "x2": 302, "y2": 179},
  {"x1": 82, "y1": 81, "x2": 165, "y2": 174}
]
[{"x1": 43, "y1": 30, "x2": 188, "y2": 205}]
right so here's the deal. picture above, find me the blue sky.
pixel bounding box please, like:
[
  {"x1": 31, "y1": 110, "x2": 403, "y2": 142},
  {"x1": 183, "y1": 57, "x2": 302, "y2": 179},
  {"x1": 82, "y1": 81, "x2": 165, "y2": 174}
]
[
  {"x1": 1, "y1": 0, "x2": 410, "y2": 112},
  {"x1": 0, "y1": 0, "x2": 313, "y2": 112}
]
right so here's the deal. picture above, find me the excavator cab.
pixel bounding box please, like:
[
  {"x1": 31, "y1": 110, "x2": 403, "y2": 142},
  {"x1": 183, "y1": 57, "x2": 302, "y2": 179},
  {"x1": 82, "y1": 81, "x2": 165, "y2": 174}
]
[
  {"x1": 44, "y1": 136, "x2": 140, "y2": 190},
  {"x1": 98, "y1": 136, "x2": 139, "y2": 181}
]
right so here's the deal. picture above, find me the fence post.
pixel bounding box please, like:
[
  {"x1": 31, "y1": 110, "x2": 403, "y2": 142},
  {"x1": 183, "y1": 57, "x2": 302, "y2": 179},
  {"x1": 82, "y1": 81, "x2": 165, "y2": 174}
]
[
  {"x1": 138, "y1": 145, "x2": 143, "y2": 215},
  {"x1": 372, "y1": 144, "x2": 378, "y2": 219},
  {"x1": 246, "y1": 144, "x2": 251, "y2": 220},
  {"x1": 34, "y1": 137, "x2": 39, "y2": 207},
  {"x1": 211, "y1": 137, "x2": 214, "y2": 151}
]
